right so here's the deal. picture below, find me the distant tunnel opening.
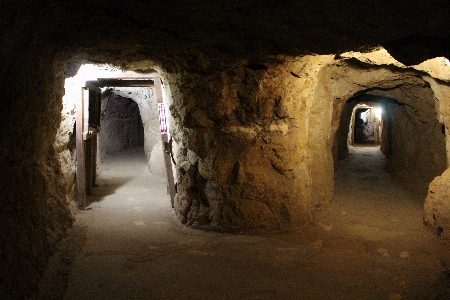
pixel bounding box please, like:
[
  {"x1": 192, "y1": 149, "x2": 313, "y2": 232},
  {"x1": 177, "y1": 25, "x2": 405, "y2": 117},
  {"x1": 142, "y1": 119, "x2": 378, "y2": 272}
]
[
  {"x1": 350, "y1": 105, "x2": 382, "y2": 146},
  {"x1": 99, "y1": 92, "x2": 144, "y2": 160},
  {"x1": 334, "y1": 88, "x2": 446, "y2": 198}
]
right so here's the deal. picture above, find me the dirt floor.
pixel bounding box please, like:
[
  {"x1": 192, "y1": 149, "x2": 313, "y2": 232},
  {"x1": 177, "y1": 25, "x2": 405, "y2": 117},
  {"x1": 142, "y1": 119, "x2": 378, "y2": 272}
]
[{"x1": 38, "y1": 146, "x2": 450, "y2": 300}]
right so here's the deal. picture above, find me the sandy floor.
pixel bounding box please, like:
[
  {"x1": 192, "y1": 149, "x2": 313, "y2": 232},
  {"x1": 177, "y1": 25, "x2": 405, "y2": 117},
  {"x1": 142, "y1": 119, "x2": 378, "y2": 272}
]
[{"x1": 39, "y1": 146, "x2": 450, "y2": 300}]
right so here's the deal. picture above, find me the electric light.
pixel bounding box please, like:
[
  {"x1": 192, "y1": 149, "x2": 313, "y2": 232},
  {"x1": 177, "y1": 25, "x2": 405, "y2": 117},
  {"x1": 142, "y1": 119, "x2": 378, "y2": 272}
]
[{"x1": 375, "y1": 107, "x2": 382, "y2": 119}]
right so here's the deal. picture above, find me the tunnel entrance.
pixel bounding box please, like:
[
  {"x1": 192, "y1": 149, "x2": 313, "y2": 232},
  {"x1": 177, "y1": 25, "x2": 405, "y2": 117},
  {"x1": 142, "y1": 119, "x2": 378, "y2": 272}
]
[
  {"x1": 65, "y1": 65, "x2": 176, "y2": 209},
  {"x1": 331, "y1": 87, "x2": 446, "y2": 259},
  {"x1": 93, "y1": 92, "x2": 148, "y2": 203},
  {"x1": 349, "y1": 104, "x2": 383, "y2": 147},
  {"x1": 98, "y1": 93, "x2": 144, "y2": 160},
  {"x1": 334, "y1": 87, "x2": 446, "y2": 200}
]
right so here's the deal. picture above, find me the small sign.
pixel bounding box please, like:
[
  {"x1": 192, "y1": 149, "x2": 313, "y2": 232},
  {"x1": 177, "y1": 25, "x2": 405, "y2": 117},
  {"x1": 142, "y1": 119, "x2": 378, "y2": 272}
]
[{"x1": 158, "y1": 103, "x2": 167, "y2": 134}]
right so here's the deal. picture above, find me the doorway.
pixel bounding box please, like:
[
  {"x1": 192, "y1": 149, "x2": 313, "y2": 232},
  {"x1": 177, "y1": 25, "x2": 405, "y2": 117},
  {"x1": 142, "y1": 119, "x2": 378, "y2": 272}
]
[
  {"x1": 75, "y1": 74, "x2": 175, "y2": 209},
  {"x1": 349, "y1": 104, "x2": 383, "y2": 147}
]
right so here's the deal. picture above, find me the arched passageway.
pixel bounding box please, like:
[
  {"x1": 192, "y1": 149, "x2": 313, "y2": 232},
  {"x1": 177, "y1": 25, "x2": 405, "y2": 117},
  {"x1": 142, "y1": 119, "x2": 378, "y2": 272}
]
[
  {"x1": 90, "y1": 91, "x2": 167, "y2": 207},
  {"x1": 334, "y1": 90, "x2": 446, "y2": 198},
  {"x1": 331, "y1": 89, "x2": 442, "y2": 241},
  {"x1": 98, "y1": 93, "x2": 144, "y2": 160}
]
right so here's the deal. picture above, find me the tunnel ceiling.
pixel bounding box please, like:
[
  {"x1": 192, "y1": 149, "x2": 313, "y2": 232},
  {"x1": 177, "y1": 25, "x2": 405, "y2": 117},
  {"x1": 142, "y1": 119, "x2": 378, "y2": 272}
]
[{"x1": 2, "y1": 1, "x2": 450, "y2": 70}]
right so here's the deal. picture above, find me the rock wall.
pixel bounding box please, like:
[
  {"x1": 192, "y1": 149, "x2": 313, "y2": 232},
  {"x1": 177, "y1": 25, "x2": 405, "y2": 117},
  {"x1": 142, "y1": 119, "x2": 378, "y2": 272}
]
[
  {"x1": 54, "y1": 76, "x2": 78, "y2": 217},
  {"x1": 425, "y1": 168, "x2": 450, "y2": 238},
  {"x1": 375, "y1": 85, "x2": 446, "y2": 196},
  {"x1": 99, "y1": 93, "x2": 144, "y2": 157},
  {"x1": 0, "y1": 45, "x2": 72, "y2": 299},
  {"x1": 423, "y1": 78, "x2": 450, "y2": 237},
  {"x1": 168, "y1": 56, "x2": 335, "y2": 232},
  {"x1": 333, "y1": 101, "x2": 354, "y2": 165}
]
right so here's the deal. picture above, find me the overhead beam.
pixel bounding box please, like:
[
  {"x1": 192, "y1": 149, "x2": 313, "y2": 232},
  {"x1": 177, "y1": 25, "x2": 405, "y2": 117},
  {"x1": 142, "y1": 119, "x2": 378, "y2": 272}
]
[{"x1": 91, "y1": 79, "x2": 155, "y2": 87}]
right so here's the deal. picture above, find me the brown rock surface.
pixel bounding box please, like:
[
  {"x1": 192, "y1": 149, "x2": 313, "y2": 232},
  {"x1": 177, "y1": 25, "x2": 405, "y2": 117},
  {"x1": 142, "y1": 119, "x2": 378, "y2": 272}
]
[
  {"x1": 425, "y1": 168, "x2": 450, "y2": 239},
  {"x1": 2, "y1": 1, "x2": 450, "y2": 298}
]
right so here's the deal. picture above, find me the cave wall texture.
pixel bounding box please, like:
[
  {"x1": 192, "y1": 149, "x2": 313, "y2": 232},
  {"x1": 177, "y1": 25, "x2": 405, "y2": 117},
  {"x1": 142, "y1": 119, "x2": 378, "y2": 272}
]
[
  {"x1": 2, "y1": 1, "x2": 450, "y2": 298},
  {"x1": 99, "y1": 93, "x2": 144, "y2": 158}
]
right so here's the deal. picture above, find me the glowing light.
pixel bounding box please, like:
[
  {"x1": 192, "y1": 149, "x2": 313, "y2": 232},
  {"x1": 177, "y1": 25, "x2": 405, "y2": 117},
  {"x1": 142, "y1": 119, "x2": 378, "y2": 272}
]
[{"x1": 375, "y1": 107, "x2": 382, "y2": 119}]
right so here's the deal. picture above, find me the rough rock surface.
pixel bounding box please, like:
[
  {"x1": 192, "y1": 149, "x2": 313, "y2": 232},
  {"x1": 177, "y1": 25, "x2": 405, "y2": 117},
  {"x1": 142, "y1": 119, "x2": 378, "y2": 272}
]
[
  {"x1": 425, "y1": 168, "x2": 450, "y2": 239},
  {"x1": 168, "y1": 54, "x2": 447, "y2": 234},
  {"x1": 378, "y1": 85, "x2": 446, "y2": 196},
  {"x1": 99, "y1": 93, "x2": 144, "y2": 157},
  {"x1": 2, "y1": 1, "x2": 450, "y2": 298}
]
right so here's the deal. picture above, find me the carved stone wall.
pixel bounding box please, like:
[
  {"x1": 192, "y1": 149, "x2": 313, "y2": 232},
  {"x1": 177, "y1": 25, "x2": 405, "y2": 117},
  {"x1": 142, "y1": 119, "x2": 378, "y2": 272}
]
[{"x1": 99, "y1": 93, "x2": 144, "y2": 157}]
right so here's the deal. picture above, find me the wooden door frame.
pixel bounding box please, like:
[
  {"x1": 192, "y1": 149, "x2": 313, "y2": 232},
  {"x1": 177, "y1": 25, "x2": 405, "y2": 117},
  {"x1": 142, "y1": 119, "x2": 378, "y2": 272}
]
[{"x1": 76, "y1": 81, "x2": 101, "y2": 208}]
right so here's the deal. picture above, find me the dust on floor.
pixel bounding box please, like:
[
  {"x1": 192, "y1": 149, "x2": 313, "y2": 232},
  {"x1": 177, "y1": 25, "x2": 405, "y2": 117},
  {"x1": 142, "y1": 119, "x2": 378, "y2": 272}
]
[{"x1": 39, "y1": 146, "x2": 450, "y2": 300}]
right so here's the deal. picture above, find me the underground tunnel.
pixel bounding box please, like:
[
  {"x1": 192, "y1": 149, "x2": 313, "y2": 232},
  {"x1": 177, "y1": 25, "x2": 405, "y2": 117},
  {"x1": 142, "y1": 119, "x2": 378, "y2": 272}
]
[
  {"x1": 66, "y1": 64, "x2": 174, "y2": 209},
  {"x1": 3, "y1": 2, "x2": 450, "y2": 299},
  {"x1": 45, "y1": 49, "x2": 450, "y2": 300},
  {"x1": 334, "y1": 89, "x2": 446, "y2": 197},
  {"x1": 99, "y1": 93, "x2": 145, "y2": 160}
]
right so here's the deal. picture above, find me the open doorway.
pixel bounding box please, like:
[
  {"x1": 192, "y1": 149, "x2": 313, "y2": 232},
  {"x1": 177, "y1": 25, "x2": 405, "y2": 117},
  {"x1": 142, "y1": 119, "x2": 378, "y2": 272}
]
[
  {"x1": 334, "y1": 90, "x2": 446, "y2": 196},
  {"x1": 92, "y1": 92, "x2": 148, "y2": 201},
  {"x1": 81, "y1": 83, "x2": 174, "y2": 209},
  {"x1": 349, "y1": 105, "x2": 383, "y2": 146},
  {"x1": 63, "y1": 64, "x2": 176, "y2": 209},
  {"x1": 333, "y1": 94, "x2": 385, "y2": 163},
  {"x1": 98, "y1": 93, "x2": 144, "y2": 160}
]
